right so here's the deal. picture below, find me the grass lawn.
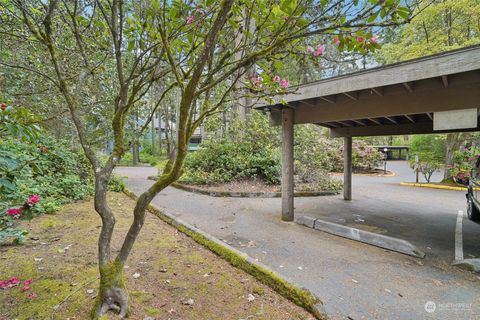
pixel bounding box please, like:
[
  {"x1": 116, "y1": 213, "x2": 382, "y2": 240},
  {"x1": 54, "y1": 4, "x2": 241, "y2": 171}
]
[{"x1": 0, "y1": 192, "x2": 313, "y2": 320}]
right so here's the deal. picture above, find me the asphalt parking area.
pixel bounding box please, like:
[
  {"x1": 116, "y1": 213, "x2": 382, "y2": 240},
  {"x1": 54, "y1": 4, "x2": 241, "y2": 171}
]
[{"x1": 117, "y1": 164, "x2": 480, "y2": 319}]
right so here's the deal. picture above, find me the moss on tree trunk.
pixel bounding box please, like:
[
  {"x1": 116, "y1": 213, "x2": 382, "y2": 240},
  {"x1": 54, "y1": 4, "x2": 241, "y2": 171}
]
[{"x1": 91, "y1": 260, "x2": 128, "y2": 319}]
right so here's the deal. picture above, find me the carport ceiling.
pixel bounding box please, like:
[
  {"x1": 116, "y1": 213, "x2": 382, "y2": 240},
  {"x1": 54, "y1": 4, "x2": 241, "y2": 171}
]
[{"x1": 256, "y1": 45, "x2": 480, "y2": 137}]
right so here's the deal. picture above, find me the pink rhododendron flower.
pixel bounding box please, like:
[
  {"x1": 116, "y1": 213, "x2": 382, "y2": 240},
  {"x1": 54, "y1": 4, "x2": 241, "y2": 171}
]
[
  {"x1": 306, "y1": 45, "x2": 314, "y2": 53},
  {"x1": 6, "y1": 207, "x2": 22, "y2": 217},
  {"x1": 22, "y1": 279, "x2": 33, "y2": 291},
  {"x1": 370, "y1": 36, "x2": 378, "y2": 44},
  {"x1": 27, "y1": 292, "x2": 37, "y2": 299},
  {"x1": 333, "y1": 37, "x2": 340, "y2": 45},
  {"x1": 273, "y1": 75, "x2": 281, "y2": 83},
  {"x1": 357, "y1": 36, "x2": 364, "y2": 43},
  {"x1": 280, "y1": 78, "x2": 289, "y2": 89},
  {"x1": 26, "y1": 195, "x2": 40, "y2": 206},
  {"x1": 313, "y1": 45, "x2": 325, "y2": 57},
  {"x1": 186, "y1": 16, "x2": 195, "y2": 24},
  {"x1": 0, "y1": 277, "x2": 21, "y2": 289}
]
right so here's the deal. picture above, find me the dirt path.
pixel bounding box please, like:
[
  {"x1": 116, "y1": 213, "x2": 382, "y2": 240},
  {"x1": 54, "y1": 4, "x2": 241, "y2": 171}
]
[{"x1": 0, "y1": 192, "x2": 313, "y2": 320}]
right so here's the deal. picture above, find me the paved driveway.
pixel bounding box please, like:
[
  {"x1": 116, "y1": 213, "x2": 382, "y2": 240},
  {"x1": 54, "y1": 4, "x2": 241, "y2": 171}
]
[{"x1": 116, "y1": 164, "x2": 480, "y2": 320}]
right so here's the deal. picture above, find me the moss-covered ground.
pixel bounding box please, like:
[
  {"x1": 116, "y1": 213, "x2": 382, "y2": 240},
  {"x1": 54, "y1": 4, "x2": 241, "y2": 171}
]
[{"x1": 0, "y1": 192, "x2": 314, "y2": 320}]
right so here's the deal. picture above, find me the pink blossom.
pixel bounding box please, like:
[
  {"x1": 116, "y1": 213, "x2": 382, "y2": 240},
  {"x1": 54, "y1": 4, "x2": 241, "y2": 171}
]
[
  {"x1": 357, "y1": 36, "x2": 364, "y2": 43},
  {"x1": 27, "y1": 292, "x2": 37, "y2": 299},
  {"x1": 370, "y1": 36, "x2": 378, "y2": 44},
  {"x1": 333, "y1": 37, "x2": 341, "y2": 45},
  {"x1": 306, "y1": 45, "x2": 314, "y2": 53},
  {"x1": 26, "y1": 195, "x2": 40, "y2": 206},
  {"x1": 6, "y1": 207, "x2": 22, "y2": 217},
  {"x1": 280, "y1": 78, "x2": 289, "y2": 89},
  {"x1": 186, "y1": 16, "x2": 195, "y2": 24},
  {"x1": 313, "y1": 45, "x2": 325, "y2": 57},
  {"x1": 0, "y1": 277, "x2": 20, "y2": 289},
  {"x1": 196, "y1": 7, "x2": 205, "y2": 15},
  {"x1": 22, "y1": 279, "x2": 33, "y2": 291},
  {"x1": 273, "y1": 75, "x2": 281, "y2": 83}
]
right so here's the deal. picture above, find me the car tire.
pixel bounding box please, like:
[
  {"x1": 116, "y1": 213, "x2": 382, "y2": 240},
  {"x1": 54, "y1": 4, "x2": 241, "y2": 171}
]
[{"x1": 467, "y1": 194, "x2": 480, "y2": 222}]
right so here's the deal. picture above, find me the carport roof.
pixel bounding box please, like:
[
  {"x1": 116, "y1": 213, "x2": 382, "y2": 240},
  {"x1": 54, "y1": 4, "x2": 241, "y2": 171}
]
[{"x1": 257, "y1": 45, "x2": 480, "y2": 137}]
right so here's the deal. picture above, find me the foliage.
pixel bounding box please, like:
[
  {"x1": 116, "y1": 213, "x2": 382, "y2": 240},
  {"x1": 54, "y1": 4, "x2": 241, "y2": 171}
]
[
  {"x1": 448, "y1": 146, "x2": 480, "y2": 185},
  {"x1": 108, "y1": 175, "x2": 126, "y2": 192},
  {"x1": 331, "y1": 141, "x2": 384, "y2": 172},
  {"x1": 417, "y1": 161, "x2": 443, "y2": 183},
  {"x1": 0, "y1": 195, "x2": 40, "y2": 245},
  {"x1": 182, "y1": 113, "x2": 342, "y2": 191},
  {"x1": 408, "y1": 134, "x2": 446, "y2": 183},
  {"x1": 378, "y1": 0, "x2": 480, "y2": 63},
  {"x1": 409, "y1": 134, "x2": 446, "y2": 163},
  {"x1": 0, "y1": 106, "x2": 95, "y2": 245}
]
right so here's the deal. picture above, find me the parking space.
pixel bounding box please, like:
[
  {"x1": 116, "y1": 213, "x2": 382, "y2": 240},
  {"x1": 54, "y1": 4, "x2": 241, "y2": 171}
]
[{"x1": 296, "y1": 161, "x2": 480, "y2": 264}]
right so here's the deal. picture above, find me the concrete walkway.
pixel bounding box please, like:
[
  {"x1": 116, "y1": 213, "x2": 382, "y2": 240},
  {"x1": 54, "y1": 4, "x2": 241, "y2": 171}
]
[{"x1": 116, "y1": 165, "x2": 480, "y2": 320}]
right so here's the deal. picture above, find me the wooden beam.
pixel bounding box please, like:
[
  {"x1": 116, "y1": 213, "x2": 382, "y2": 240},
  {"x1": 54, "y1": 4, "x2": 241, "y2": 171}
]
[
  {"x1": 403, "y1": 82, "x2": 414, "y2": 92},
  {"x1": 404, "y1": 114, "x2": 415, "y2": 123},
  {"x1": 330, "y1": 121, "x2": 480, "y2": 137},
  {"x1": 384, "y1": 116, "x2": 398, "y2": 124},
  {"x1": 351, "y1": 119, "x2": 367, "y2": 126},
  {"x1": 426, "y1": 112, "x2": 433, "y2": 120},
  {"x1": 371, "y1": 87, "x2": 383, "y2": 96},
  {"x1": 299, "y1": 100, "x2": 315, "y2": 107},
  {"x1": 320, "y1": 96, "x2": 336, "y2": 104},
  {"x1": 292, "y1": 80, "x2": 480, "y2": 125},
  {"x1": 441, "y1": 75, "x2": 449, "y2": 87},
  {"x1": 343, "y1": 92, "x2": 358, "y2": 101},
  {"x1": 321, "y1": 122, "x2": 340, "y2": 128},
  {"x1": 336, "y1": 121, "x2": 354, "y2": 127},
  {"x1": 255, "y1": 46, "x2": 480, "y2": 106},
  {"x1": 368, "y1": 118, "x2": 382, "y2": 125}
]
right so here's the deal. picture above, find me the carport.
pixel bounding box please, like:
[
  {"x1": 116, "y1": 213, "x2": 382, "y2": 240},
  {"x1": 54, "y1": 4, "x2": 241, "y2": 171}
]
[{"x1": 255, "y1": 45, "x2": 480, "y2": 221}]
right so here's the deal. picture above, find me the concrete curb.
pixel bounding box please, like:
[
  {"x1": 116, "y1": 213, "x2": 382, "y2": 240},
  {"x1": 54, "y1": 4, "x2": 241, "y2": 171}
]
[
  {"x1": 296, "y1": 216, "x2": 426, "y2": 259},
  {"x1": 400, "y1": 182, "x2": 479, "y2": 192},
  {"x1": 452, "y1": 259, "x2": 480, "y2": 273},
  {"x1": 123, "y1": 188, "x2": 328, "y2": 320},
  {"x1": 147, "y1": 176, "x2": 339, "y2": 198},
  {"x1": 330, "y1": 170, "x2": 396, "y2": 177}
]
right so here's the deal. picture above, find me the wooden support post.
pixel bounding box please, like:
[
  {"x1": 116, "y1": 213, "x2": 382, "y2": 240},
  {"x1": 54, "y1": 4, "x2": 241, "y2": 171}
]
[
  {"x1": 344, "y1": 136, "x2": 352, "y2": 200},
  {"x1": 282, "y1": 108, "x2": 294, "y2": 221}
]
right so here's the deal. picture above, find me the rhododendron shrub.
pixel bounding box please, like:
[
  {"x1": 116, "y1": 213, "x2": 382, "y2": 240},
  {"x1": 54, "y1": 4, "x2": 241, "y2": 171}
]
[
  {"x1": 0, "y1": 195, "x2": 40, "y2": 245},
  {"x1": 449, "y1": 146, "x2": 480, "y2": 185}
]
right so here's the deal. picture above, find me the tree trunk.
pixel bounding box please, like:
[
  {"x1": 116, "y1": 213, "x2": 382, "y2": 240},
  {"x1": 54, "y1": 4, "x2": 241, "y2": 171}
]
[
  {"x1": 132, "y1": 142, "x2": 139, "y2": 165},
  {"x1": 444, "y1": 132, "x2": 463, "y2": 180},
  {"x1": 92, "y1": 261, "x2": 128, "y2": 319},
  {"x1": 92, "y1": 172, "x2": 126, "y2": 319}
]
